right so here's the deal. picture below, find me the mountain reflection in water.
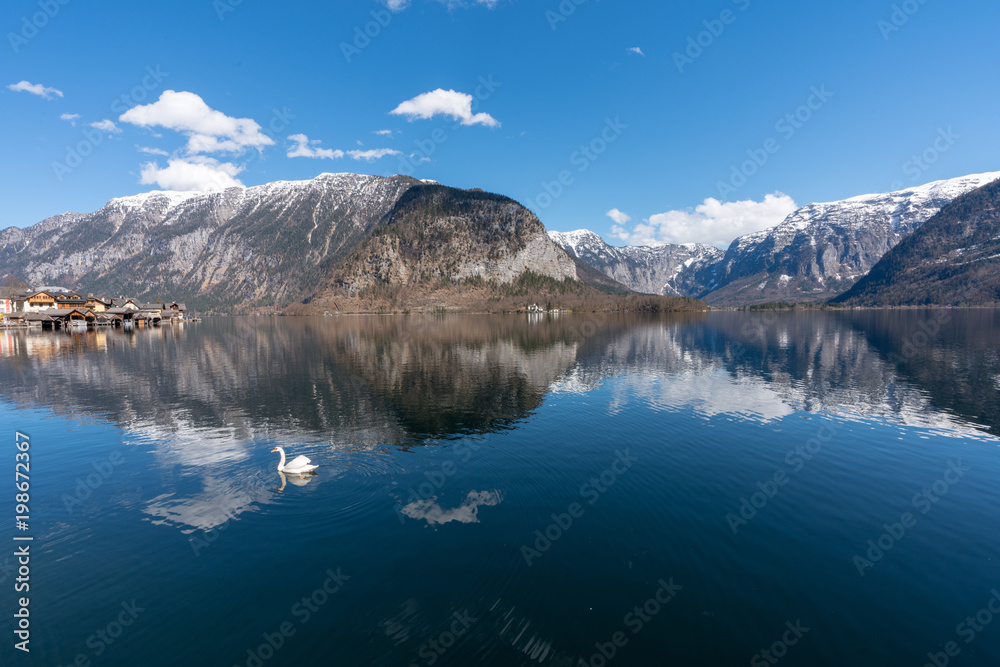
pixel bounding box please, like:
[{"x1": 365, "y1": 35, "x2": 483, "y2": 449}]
[
  {"x1": 3, "y1": 310, "x2": 998, "y2": 442},
  {"x1": 3, "y1": 311, "x2": 1000, "y2": 666}
]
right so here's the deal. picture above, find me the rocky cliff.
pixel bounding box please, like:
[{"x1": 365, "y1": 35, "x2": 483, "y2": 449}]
[
  {"x1": 0, "y1": 173, "x2": 421, "y2": 310},
  {"x1": 548, "y1": 172, "x2": 1000, "y2": 305},
  {"x1": 833, "y1": 177, "x2": 1000, "y2": 306},
  {"x1": 548, "y1": 230, "x2": 724, "y2": 297},
  {"x1": 698, "y1": 172, "x2": 1000, "y2": 305},
  {"x1": 333, "y1": 185, "x2": 577, "y2": 297}
]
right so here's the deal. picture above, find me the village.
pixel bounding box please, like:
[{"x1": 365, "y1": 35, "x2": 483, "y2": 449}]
[{"x1": 0, "y1": 286, "x2": 190, "y2": 329}]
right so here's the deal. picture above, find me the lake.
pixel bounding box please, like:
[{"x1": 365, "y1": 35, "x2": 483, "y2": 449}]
[{"x1": 2, "y1": 311, "x2": 999, "y2": 666}]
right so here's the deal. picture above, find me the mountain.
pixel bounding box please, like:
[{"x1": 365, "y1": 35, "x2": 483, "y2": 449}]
[
  {"x1": 549, "y1": 172, "x2": 1000, "y2": 305},
  {"x1": 0, "y1": 173, "x2": 419, "y2": 310},
  {"x1": 698, "y1": 172, "x2": 1000, "y2": 305},
  {"x1": 548, "y1": 230, "x2": 724, "y2": 297},
  {"x1": 1, "y1": 174, "x2": 704, "y2": 313},
  {"x1": 833, "y1": 177, "x2": 1000, "y2": 306},
  {"x1": 330, "y1": 184, "x2": 577, "y2": 296},
  {"x1": 308, "y1": 185, "x2": 702, "y2": 312}
]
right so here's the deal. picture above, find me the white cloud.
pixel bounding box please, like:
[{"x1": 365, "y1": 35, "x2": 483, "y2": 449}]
[
  {"x1": 285, "y1": 136, "x2": 400, "y2": 162},
  {"x1": 391, "y1": 89, "x2": 499, "y2": 128},
  {"x1": 138, "y1": 146, "x2": 169, "y2": 156},
  {"x1": 7, "y1": 80, "x2": 63, "y2": 100},
  {"x1": 627, "y1": 47, "x2": 645, "y2": 56},
  {"x1": 385, "y1": 0, "x2": 410, "y2": 10},
  {"x1": 286, "y1": 134, "x2": 344, "y2": 160},
  {"x1": 606, "y1": 208, "x2": 631, "y2": 225},
  {"x1": 60, "y1": 113, "x2": 80, "y2": 125},
  {"x1": 347, "y1": 148, "x2": 402, "y2": 161},
  {"x1": 373, "y1": 129, "x2": 395, "y2": 136},
  {"x1": 139, "y1": 157, "x2": 244, "y2": 191},
  {"x1": 89, "y1": 119, "x2": 122, "y2": 134},
  {"x1": 612, "y1": 193, "x2": 798, "y2": 247},
  {"x1": 119, "y1": 90, "x2": 274, "y2": 155}
]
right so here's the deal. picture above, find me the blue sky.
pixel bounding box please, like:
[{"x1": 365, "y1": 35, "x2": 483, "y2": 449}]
[{"x1": 3, "y1": 0, "x2": 999, "y2": 247}]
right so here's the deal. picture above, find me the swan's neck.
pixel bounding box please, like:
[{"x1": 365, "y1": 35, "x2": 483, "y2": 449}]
[{"x1": 276, "y1": 447, "x2": 286, "y2": 471}]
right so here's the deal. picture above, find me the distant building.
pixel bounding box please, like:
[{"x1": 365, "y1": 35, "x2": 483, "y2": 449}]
[
  {"x1": 23, "y1": 290, "x2": 57, "y2": 312},
  {"x1": 84, "y1": 295, "x2": 113, "y2": 312},
  {"x1": 162, "y1": 302, "x2": 186, "y2": 319},
  {"x1": 0, "y1": 287, "x2": 22, "y2": 314},
  {"x1": 2, "y1": 287, "x2": 187, "y2": 327}
]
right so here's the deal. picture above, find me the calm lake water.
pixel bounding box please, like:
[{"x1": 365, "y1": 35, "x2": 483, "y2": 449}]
[{"x1": 2, "y1": 311, "x2": 999, "y2": 666}]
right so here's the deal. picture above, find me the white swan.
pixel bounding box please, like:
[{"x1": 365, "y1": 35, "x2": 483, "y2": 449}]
[{"x1": 271, "y1": 446, "x2": 318, "y2": 474}]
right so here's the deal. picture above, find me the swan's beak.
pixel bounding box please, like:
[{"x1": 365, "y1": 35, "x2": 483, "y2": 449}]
[{"x1": 270, "y1": 447, "x2": 279, "y2": 453}]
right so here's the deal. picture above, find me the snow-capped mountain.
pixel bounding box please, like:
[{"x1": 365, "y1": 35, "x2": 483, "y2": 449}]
[
  {"x1": 700, "y1": 171, "x2": 1000, "y2": 304},
  {"x1": 0, "y1": 174, "x2": 589, "y2": 312},
  {"x1": 835, "y1": 176, "x2": 1000, "y2": 306},
  {"x1": 551, "y1": 172, "x2": 1000, "y2": 304},
  {"x1": 548, "y1": 230, "x2": 724, "y2": 297},
  {"x1": 0, "y1": 173, "x2": 420, "y2": 310}
]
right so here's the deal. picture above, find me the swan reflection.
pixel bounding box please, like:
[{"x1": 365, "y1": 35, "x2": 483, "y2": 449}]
[{"x1": 277, "y1": 470, "x2": 318, "y2": 492}]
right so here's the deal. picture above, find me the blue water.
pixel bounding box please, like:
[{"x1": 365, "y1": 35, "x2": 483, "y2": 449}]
[{"x1": 1, "y1": 312, "x2": 999, "y2": 666}]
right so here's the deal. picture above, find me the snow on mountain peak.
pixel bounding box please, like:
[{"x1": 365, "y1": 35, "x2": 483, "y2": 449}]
[{"x1": 109, "y1": 190, "x2": 205, "y2": 211}]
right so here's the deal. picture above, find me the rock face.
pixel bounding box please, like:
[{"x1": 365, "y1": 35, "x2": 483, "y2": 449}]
[
  {"x1": 548, "y1": 230, "x2": 723, "y2": 297},
  {"x1": 332, "y1": 185, "x2": 577, "y2": 295},
  {"x1": 0, "y1": 175, "x2": 583, "y2": 312},
  {"x1": 0, "y1": 173, "x2": 420, "y2": 310},
  {"x1": 550, "y1": 172, "x2": 1000, "y2": 304},
  {"x1": 697, "y1": 172, "x2": 1000, "y2": 305},
  {"x1": 834, "y1": 177, "x2": 1000, "y2": 306}
]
